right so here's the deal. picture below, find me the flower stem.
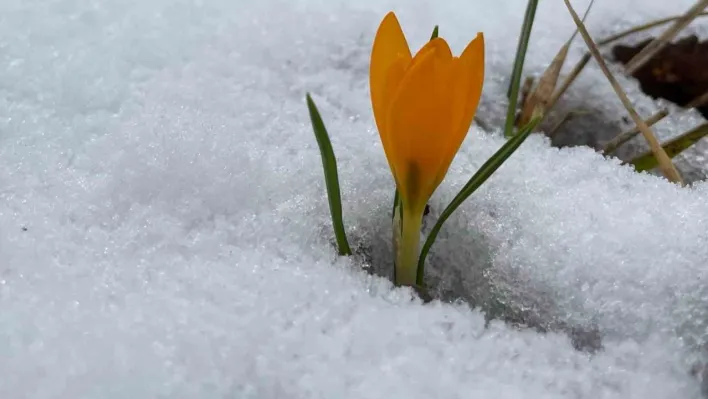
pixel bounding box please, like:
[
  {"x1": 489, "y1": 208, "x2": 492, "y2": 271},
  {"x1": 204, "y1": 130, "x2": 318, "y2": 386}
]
[{"x1": 395, "y1": 205, "x2": 423, "y2": 287}]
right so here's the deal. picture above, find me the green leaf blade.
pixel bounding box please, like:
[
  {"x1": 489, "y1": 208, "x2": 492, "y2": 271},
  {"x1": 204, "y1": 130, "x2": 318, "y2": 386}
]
[
  {"x1": 416, "y1": 117, "x2": 542, "y2": 284},
  {"x1": 430, "y1": 25, "x2": 439, "y2": 40},
  {"x1": 504, "y1": 0, "x2": 540, "y2": 137},
  {"x1": 630, "y1": 122, "x2": 708, "y2": 172},
  {"x1": 306, "y1": 93, "x2": 352, "y2": 256}
]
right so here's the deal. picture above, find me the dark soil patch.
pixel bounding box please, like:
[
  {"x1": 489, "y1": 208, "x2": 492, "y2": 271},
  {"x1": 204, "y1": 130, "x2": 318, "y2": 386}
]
[{"x1": 612, "y1": 35, "x2": 708, "y2": 118}]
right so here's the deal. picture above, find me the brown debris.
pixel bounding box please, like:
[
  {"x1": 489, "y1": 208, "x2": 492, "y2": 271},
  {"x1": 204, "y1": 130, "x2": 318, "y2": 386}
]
[{"x1": 612, "y1": 35, "x2": 708, "y2": 118}]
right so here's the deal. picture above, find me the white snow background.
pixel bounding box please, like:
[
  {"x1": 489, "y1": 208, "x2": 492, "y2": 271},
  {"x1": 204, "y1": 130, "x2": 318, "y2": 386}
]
[{"x1": 2, "y1": 0, "x2": 708, "y2": 398}]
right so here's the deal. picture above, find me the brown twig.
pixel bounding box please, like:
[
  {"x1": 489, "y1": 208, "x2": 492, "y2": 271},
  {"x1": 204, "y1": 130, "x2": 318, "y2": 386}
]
[
  {"x1": 548, "y1": 109, "x2": 589, "y2": 138},
  {"x1": 546, "y1": 53, "x2": 591, "y2": 114},
  {"x1": 597, "y1": 11, "x2": 708, "y2": 46},
  {"x1": 563, "y1": 0, "x2": 684, "y2": 185},
  {"x1": 624, "y1": 0, "x2": 708, "y2": 75},
  {"x1": 545, "y1": 11, "x2": 708, "y2": 119},
  {"x1": 686, "y1": 90, "x2": 708, "y2": 108},
  {"x1": 517, "y1": 1, "x2": 593, "y2": 132},
  {"x1": 602, "y1": 109, "x2": 668, "y2": 155},
  {"x1": 602, "y1": 89, "x2": 708, "y2": 156}
]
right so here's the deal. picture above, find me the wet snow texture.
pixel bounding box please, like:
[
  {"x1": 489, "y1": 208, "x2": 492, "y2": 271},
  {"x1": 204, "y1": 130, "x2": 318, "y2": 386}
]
[{"x1": 2, "y1": 0, "x2": 708, "y2": 398}]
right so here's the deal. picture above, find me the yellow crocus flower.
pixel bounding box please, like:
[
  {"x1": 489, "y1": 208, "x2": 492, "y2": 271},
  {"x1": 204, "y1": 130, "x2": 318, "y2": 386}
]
[{"x1": 369, "y1": 12, "x2": 485, "y2": 286}]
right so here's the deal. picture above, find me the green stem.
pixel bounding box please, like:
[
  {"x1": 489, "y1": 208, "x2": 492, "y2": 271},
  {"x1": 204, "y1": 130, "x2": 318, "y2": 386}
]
[
  {"x1": 504, "y1": 0, "x2": 539, "y2": 137},
  {"x1": 395, "y1": 206, "x2": 423, "y2": 287}
]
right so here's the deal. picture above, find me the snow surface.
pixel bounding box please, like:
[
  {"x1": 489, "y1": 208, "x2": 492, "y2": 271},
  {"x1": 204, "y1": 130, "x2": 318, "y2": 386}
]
[{"x1": 2, "y1": 0, "x2": 708, "y2": 398}]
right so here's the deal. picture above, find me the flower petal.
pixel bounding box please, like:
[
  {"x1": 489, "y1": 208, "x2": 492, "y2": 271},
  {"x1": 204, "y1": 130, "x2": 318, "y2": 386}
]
[
  {"x1": 370, "y1": 12, "x2": 412, "y2": 139},
  {"x1": 379, "y1": 54, "x2": 410, "y2": 183},
  {"x1": 454, "y1": 33, "x2": 485, "y2": 140},
  {"x1": 431, "y1": 33, "x2": 485, "y2": 188},
  {"x1": 380, "y1": 38, "x2": 447, "y2": 184},
  {"x1": 385, "y1": 38, "x2": 455, "y2": 210}
]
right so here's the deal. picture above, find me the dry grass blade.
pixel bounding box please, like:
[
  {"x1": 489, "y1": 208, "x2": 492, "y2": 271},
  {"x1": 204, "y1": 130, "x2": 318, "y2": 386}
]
[
  {"x1": 548, "y1": 109, "x2": 589, "y2": 137},
  {"x1": 686, "y1": 90, "x2": 708, "y2": 108},
  {"x1": 546, "y1": 11, "x2": 708, "y2": 118},
  {"x1": 624, "y1": 0, "x2": 708, "y2": 75},
  {"x1": 519, "y1": 76, "x2": 535, "y2": 111},
  {"x1": 604, "y1": 89, "x2": 708, "y2": 156},
  {"x1": 546, "y1": 53, "x2": 591, "y2": 114},
  {"x1": 602, "y1": 109, "x2": 669, "y2": 155},
  {"x1": 627, "y1": 122, "x2": 708, "y2": 172},
  {"x1": 563, "y1": 0, "x2": 684, "y2": 185},
  {"x1": 518, "y1": 42, "x2": 572, "y2": 128},
  {"x1": 597, "y1": 11, "x2": 708, "y2": 46},
  {"x1": 518, "y1": 0, "x2": 593, "y2": 130}
]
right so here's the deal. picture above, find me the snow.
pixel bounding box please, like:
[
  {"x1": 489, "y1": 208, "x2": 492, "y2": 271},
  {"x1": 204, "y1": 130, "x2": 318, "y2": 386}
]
[{"x1": 2, "y1": 0, "x2": 708, "y2": 397}]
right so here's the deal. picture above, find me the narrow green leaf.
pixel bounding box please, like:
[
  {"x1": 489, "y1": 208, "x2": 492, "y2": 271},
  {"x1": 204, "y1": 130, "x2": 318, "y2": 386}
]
[
  {"x1": 306, "y1": 93, "x2": 352, "y2": 256},
  {"x1": 416, "y1": 116, "x2": 542, "y2": 284},
  {"x1": 629, "y1": 122, "x2": 708, "y2": 172},
  {"x1": 430, "y1": 25, "x2": 439, "y2": 40},
  {"x1": 504, "y1": 0, "x2": 540, "y2": 137}
]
